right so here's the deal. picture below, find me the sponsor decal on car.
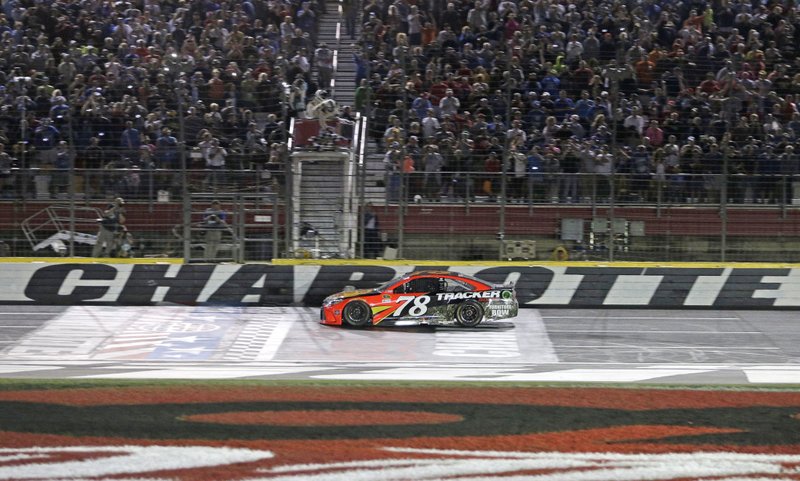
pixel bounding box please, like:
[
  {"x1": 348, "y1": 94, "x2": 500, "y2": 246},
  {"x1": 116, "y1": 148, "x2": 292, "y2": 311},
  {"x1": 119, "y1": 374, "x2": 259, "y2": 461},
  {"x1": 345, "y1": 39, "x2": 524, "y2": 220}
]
[
  {"x1": 490, "y1": 305, "x2": 514, "y2": 316},
  {"x1": 435, "y1": 290, "x2": 503, "y2": 301}
]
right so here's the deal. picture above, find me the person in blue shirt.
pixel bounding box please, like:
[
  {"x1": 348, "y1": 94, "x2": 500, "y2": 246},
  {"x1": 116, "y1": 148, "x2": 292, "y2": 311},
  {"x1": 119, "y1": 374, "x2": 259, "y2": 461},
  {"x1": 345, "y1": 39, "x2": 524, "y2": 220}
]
[
  {"x1": 540, "y1": 70, "x2": 561, "y2": 97},
  {"x1": 155, "y1": 127, "x2": 178, "y2": 169},
  {"x1": 120, "y1": 120, "x2": 140, "y2": 160},
  {"x1": 33, "y1": 118, "x2": 59, "y2": 167}
]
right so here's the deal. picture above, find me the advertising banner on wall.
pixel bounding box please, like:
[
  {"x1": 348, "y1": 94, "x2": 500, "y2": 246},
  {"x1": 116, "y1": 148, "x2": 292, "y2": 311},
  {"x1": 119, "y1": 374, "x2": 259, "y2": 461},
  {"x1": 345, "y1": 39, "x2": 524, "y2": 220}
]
[{"x1": 1, "y1": 262, "x2": 799, "y2": 308}]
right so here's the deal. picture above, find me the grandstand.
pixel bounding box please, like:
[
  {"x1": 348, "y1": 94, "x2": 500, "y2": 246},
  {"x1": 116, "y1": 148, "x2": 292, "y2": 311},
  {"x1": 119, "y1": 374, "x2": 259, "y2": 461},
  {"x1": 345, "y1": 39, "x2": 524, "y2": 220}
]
[{"x1": 0, "y1": 0, "x2": 799, "y2": 262}]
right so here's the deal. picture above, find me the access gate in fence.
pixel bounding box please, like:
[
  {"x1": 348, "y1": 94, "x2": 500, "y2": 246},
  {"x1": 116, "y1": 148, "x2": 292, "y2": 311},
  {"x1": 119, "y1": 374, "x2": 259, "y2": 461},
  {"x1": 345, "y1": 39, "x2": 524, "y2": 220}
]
[{"x1": 184, "y1": 193, "x2": 281, "y2": 263}]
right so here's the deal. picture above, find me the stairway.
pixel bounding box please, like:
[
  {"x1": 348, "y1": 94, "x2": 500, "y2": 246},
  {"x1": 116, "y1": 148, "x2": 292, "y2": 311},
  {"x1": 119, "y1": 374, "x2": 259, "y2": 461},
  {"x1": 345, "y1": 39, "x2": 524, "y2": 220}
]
[
  {"x1": 363, "y1": 149, "x2": 388, "y2": 204},
  {"x1": 314, "y1": 0, "x2": 358, "y2": 109},
  {"x1": 295, "y1": 153, "x2": 347, "y2": 258},
  {"x1": 311, "y1": 1, "x2": 386, "y2": 206}
]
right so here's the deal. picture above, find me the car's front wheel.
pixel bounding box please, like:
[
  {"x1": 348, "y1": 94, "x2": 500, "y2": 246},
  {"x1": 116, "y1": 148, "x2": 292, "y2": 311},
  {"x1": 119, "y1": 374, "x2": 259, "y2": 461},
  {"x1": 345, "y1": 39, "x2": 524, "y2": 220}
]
[
  {"x1": 455, "y1": 300, "x2": 484, "y2": 327},
  {"x1": 342, "y1": 300, "x2": 372, "y2": 327}
]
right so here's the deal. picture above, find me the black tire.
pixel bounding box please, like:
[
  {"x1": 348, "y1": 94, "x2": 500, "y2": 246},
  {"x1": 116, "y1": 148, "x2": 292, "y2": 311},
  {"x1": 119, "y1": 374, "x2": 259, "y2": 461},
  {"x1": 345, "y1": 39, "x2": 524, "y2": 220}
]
[
  {"x1": 455, "y1": 300, "x2": 484, "y2": 327},
  {"x1": 342, "y1": 300, "x2": 372, "y2": 327}
]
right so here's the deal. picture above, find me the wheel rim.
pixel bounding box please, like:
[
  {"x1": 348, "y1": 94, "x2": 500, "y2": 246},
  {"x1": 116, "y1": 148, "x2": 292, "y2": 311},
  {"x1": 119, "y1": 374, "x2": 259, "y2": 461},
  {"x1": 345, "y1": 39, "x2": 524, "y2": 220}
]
[
  {"x1": 346, "y1": 302, "x2": 369, "y2": 325},
  {"x1": 460, "y1": 304, "x2": 481, "y2": 325}
]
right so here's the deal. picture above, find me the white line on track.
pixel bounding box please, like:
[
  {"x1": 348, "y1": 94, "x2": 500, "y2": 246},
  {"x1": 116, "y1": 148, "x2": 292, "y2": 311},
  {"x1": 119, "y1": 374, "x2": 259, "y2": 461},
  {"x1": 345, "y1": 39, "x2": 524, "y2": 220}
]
[
  {"x1": 547, "y1": 330, "x2": 762, "y2": 334},
  {"x1": 255, "y1": 320, "x2": 293, "y2": 361},
  {"x1": 543, "y1": 316, "x2": 742, "y2": 320},
  {"x1": 557, "y1": 345, "x2": 780, "y2": 350},
  {"x1": 0, "y1": 313, "x2": 62, "y2": 316}
]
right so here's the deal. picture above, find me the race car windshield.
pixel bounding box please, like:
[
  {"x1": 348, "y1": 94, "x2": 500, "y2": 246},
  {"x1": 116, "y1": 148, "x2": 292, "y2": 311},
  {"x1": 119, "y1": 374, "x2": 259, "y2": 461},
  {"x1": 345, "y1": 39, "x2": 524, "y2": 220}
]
[{"x1": 376, "y1": 278, "x2": 401, "y2": 291}]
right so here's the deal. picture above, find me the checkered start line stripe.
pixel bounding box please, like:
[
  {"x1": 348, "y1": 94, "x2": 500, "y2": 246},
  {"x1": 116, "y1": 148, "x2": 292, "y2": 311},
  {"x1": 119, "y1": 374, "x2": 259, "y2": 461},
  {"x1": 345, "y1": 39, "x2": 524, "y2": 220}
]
[{"x1": 0, "y1": 361, "x2": 799, "y2": 384}]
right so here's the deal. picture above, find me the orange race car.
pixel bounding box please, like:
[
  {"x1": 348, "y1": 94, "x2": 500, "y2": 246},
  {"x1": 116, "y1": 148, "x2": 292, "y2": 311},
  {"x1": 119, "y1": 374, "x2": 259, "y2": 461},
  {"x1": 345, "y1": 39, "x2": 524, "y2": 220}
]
[{"x1": 320, "y1": 271, "x2": 518, "y2": 328}]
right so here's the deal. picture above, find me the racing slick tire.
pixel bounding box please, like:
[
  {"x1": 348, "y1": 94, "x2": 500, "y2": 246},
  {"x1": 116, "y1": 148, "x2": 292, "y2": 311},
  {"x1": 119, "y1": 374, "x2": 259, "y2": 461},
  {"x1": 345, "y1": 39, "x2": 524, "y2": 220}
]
[
  {"x1": 455, "y1": 300, "x2": 484, "y2": 327},
  {"x1": 342, "y1": 300, "x2": 372, "y2": 327}
]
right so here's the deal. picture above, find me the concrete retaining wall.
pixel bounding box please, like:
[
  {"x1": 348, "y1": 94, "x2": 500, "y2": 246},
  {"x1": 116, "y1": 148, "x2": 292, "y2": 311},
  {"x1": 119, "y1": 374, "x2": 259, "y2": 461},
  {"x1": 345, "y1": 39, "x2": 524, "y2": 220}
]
[{"x1": 1, "y1": 261, "x2": 799, "y2": 308}]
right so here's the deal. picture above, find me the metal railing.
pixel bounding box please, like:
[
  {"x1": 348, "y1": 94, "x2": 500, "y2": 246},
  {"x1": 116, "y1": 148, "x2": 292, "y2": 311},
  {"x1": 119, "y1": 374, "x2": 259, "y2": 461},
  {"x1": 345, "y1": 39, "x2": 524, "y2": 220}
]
[{"x1": 2, "y1": 168, "x2": 800, "y2": 262}]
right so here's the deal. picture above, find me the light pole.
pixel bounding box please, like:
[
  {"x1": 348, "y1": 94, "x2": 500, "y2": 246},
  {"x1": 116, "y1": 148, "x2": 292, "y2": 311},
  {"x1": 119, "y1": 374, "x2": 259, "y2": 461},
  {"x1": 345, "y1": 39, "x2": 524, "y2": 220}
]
[
  {"x1": 498, "y1": 44, "x2": 514, "y2": 261},
  {"x1": 176, "y1": 88, "x2": 190, "y2": 262},
  {"x1": 604, "y1": 64, "x2": 628, "y2": 262}
]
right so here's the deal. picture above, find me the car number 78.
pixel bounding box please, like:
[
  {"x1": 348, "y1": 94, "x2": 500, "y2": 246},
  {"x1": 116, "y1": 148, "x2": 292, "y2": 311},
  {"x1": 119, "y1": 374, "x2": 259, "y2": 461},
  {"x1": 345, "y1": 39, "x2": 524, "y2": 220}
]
[{"x1": 392, "y1": 295, "x2": 431, "y2": 316}]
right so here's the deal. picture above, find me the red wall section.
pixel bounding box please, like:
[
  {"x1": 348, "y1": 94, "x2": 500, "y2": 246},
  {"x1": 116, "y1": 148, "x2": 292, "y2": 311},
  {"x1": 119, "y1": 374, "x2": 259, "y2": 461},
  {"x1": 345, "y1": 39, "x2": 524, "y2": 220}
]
[
  {"x1": 2, "y1": 202, "x2": 800, "y2": 237},
  {"x1": 375, "y1": 205, "x2": 800, "y2": 237}
]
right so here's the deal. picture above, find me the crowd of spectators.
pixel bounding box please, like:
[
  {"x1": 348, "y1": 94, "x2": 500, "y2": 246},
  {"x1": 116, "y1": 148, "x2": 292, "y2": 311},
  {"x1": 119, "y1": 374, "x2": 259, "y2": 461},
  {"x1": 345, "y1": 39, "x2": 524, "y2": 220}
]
[
  {"x1": 360, "y1": 0, "x2": 800, "y2": 204},
  {"x1": 1, "y1": 0, "x2": 800, "y2": 206},
  {"x1": 0, "y1": 0, "x2": 332, "y2": 199}
]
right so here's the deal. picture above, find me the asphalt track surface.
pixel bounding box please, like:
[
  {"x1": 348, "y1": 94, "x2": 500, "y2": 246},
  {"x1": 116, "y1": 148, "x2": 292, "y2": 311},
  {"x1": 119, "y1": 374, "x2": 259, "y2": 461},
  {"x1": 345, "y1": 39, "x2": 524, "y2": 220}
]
[{"x1": 0, "y1": 306, "x2": 799, "y2": 384}]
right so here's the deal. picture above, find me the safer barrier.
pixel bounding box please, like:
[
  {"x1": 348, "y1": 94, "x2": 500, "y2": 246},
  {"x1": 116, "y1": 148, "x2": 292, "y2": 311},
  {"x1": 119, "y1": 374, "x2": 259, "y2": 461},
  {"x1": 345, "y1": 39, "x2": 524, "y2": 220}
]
[{"x1": 1, "y1": 261, "x2": 799, "y2": 308}]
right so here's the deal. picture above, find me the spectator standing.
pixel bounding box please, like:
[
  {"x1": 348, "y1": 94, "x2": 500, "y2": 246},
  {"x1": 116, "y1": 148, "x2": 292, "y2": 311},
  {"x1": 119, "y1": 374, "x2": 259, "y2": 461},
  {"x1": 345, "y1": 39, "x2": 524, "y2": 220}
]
[
  {"x1": 52, "y1": 141, "x2": 72, "y2": 198},
  {"x1": 315, "y1": 43, "x2": 334, "y2": 90},
  {"x1": 780, "y1": 145, "x2": 800, "y2": 204},
  {"x1": 93, "y1": 197, "x2": 126, "y2": 257},
  {"x1": 155, "y1": 128, "x2": 179, "y2": 169},
  {"x1": 422, "y1": 144, "x2": 444, "y2": 201},
  {"x1": 362, "y1": 202, "x2": 382, "y2": 258},
  {"x1": 509, "y1": 146, "x2": 528, "y2": 202},
  {"x1": 203, "y1": 200, "x2": 228, "y2": 261},
  {"x1": 560, "y1": 143, "x2": 582, "y2": 203},
  {"x1": 439, "y1": 89, "x2": 461, "y2": 118},
  {"x1": 411, "y1": 92, "x2": 433, "y2": 121},
  {"x1": 542, "y1": 150, "x2": 562, "y2": 203},
  {"x1": 289, "y1": 75, "x2": 308, "y2": 117},
  {"x1": 384, "y1": 142, "x2": 404, "y2": 202},
  {"x1": 623, "y1": 107, "x2": 646, "y2": 138},
  {"x1": 33, "y1": 118, "x2": 59, "y2": 167},
  {"x1": 343, "y1": 0, "x2": 357, "y2": 39},
  {"x1": 120, "y1": 120, "x2": 140, "y2": 160},
  {"x1": 154, "y1": 127, "x2": 179, "y2": 194},
  {"x1": 421, "y1": 108, "x2": 441, "y2": 141},
  {"x1": 630, "y1": 144, "x2": 653, "y2": 201},
  {"x1": 354, "y1": 79, "x2": 373, "y2": 115},
  {"x1": 0, "y1": 143, "x2": 15, "y2": 199},
  {"x1": 644, "y1": 120, "x2": 664, "y2": 147},
  {"x1": 407, "y1": 5, "x2": 423, "y2": 46},
  {"x1": 200, "y1": 137, "x2": 227, "y2": 191}
]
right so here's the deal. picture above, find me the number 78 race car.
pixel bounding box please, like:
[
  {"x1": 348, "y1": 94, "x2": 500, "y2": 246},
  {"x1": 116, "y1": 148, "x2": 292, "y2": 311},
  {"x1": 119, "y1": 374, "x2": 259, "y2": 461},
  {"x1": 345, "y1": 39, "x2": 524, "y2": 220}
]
[{"x1": 320, "y1": 271, "x2": 518, "y2": 328}]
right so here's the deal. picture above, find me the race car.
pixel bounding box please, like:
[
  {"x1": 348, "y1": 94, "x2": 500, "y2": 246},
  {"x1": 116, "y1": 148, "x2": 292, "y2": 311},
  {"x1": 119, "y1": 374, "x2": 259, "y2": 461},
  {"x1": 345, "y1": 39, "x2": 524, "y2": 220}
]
[{"x1": 320, "y1": 270, "x2": 518, "y2": 327}]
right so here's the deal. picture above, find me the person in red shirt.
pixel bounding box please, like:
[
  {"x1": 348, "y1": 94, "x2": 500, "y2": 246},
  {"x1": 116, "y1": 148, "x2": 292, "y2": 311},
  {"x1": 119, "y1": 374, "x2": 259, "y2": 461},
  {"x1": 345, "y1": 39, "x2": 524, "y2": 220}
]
[
  {"x1": 483, "y1": 151, "x2": 501, "y2": 200},
  {"x1": 644, "y1": 120, "x2": 664, "y2": 147},
  {"x1": 698, "y1": 72, "x2": 721, "y2": 94},
  {"x1": 207, "y1": 69, "x2": 226, "y2": 101},
  {"x1": 634, "y1": 54, "x2": 655, "y2": 88},
  {"x1": 428, "y1": 78, "x2": 450, "y2": 108}
]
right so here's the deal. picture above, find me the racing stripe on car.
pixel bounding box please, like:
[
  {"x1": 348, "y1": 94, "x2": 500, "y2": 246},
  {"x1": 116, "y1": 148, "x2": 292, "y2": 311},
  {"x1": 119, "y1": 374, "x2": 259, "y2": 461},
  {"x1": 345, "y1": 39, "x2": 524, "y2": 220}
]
[
  {"x1": 371, "y1": 306, "x2": 393, "y2": 315},
  {"x1": 371, "y1": 306, "x2": 395, "y2": 324}
]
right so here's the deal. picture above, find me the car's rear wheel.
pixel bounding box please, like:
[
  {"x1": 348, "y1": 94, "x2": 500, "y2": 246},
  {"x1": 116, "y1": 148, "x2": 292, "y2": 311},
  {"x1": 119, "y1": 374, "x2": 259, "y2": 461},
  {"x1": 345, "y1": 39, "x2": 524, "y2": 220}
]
[
  {"x1": 342, "y1": 300, "x2": 372, "y2": 327},
  {"x1": 455, "y1": 300, "x2": 484, "y2": 327}
]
